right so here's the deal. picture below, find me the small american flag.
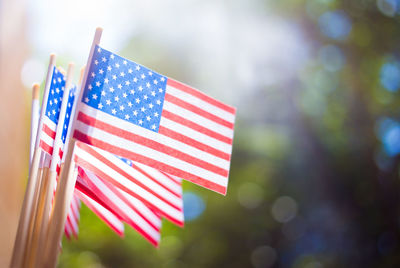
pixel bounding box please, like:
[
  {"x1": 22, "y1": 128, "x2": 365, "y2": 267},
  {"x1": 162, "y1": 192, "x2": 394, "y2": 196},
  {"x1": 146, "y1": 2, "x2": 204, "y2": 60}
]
[
  {"x1": 40, "y1": 67, "x2": 66, "y2": 155},
  {"x1": 74, "y1": 45, "x2": 236, "y2": 195}
]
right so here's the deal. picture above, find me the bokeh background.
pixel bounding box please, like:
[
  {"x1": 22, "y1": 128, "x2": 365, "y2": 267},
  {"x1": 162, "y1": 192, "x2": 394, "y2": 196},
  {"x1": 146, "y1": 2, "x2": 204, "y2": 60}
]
[{"x1": 1, "y1": 0, "x2": 400, "y2": 267}]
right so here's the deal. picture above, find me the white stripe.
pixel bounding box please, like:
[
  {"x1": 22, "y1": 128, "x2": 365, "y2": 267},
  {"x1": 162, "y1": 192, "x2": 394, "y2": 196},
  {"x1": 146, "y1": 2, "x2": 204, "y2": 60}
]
[
  {"x1": 64, "y1": 221, "x2": 72, "y2": 237},
  {"x1": 79, "y1": 104, "x2": 230, "y2": 171},
  {"x1": 76, "y1": 190, "x2": 124, "y2": 233},
  {"x1": 75, "y1": 145, "x2": 183, "y2": 220},
  {"x1": 117, "y1": 189, "x2": 162, "y2": 229},
  {"x1": 160, "y1": 116, "x2": 232, "y2": 154},
  {"x1": 134, "y1": 162, "x2": 182, "y2": 196},
  {"x1": 167, "y1": 85, "x2": 235, "y2": 123},
  {"x1": 163, "y1": 100, "x2": 234, "y2": 139},
  {"x1": 67, "y1": 206, "x2": 78, "y2": 234},
  {"x1": 83, "y1": 170, "x2": 160, "y2": 240},
  {"x1": 40, "y1": 132, "x2": 55, "y2": 150},
  {"x1": 42, "y1": 116, "x2": 57, "y2": 131},
  {"x1": 75, "y1": 119, "x2": 228, "y2": 188}
]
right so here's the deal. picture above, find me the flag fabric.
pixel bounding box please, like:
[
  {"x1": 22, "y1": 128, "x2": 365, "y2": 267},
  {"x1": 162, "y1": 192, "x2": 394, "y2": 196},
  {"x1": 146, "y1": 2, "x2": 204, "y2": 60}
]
[
  {"x1": 73, "y1": 45, "x2": 236, "y2": 195},
  {"x1": 39, "y1": 67, "x2": 66, "y2": 155},
  {"x1": 64, "y1": 194, "x2": 81, "y2": 239},
  {"x1": 75, "y1": 187, "x2": 125, "y2": 237},
  {"x1": 78, "y1": 167, "x2": 162, "y2": 246},
  {"x1": 74, "y1": 141, "x2": 184, "y2": 226}
]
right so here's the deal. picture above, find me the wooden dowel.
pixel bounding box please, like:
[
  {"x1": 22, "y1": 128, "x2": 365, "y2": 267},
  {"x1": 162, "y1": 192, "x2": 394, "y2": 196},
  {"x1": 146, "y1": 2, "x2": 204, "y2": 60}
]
[
  {"x1": 29, "y1": 84, "x2": 40, "y2": 166},
  {"x1": 10, "y1": 54, "x2": 56, "y2": 268}
]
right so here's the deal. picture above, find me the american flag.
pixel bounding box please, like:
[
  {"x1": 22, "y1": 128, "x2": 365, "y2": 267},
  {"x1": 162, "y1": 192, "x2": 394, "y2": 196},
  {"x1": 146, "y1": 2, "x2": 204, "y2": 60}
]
[
  {"x1": 78, "y1": 167, "x2": 162, "y2": 246},
  {"x1": 39, "y1": 67, "x2": 66, "y2": 155},
  {"x1": 74, "y1": 141, "x2": 184, "y2": 227},
  {"x1": 73, "y1": 45, "x2": 236, "y2": 195},
  {"x1": 64, "y1": 194, "x2": 81, "y2": 239}
]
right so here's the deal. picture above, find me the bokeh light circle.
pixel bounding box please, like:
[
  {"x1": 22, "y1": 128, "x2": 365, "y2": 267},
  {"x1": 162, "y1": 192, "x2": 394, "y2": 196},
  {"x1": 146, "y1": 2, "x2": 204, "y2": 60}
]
[
  {"x1": 183, "y1": 192, "x2": 205, "y2": 221},
  {"x1": 237, "y1": 182, "x2": 264, "y2": 209},
  {"x1": 250, "y1": 245, "x2": 277, "y2": 268},
  {"x1": 318, "y1": 10, "x2": 352, "y2": 40},
  {"x1": 271, "y1": 196, "x2": 298, "y2": 223}
]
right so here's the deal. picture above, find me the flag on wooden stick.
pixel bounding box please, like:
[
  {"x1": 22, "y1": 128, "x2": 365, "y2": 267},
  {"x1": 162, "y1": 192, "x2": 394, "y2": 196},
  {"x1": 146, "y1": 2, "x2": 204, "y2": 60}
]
[{"x1": 73, "y1": 45, "x2": 236, "y2": 195}]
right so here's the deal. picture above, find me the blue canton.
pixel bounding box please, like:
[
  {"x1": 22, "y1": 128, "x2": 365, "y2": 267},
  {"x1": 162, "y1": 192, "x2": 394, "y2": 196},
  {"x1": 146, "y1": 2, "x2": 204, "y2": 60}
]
[
  {"x1": 46, "y1": 67, "x2": 66, "y2": 125},
  {"x1": 61, "y1": 86, "x2": 76, "y2": 144},
  {"x1": 82, "y1": 45, "x2": 167, "y2": 133}
]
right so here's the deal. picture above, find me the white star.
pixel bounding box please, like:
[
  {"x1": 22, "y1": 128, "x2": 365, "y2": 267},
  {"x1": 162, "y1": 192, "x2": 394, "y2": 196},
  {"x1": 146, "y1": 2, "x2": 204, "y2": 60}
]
[
  {"x1": 146, "y1": 82, "x2": 150, "y2": 88},
  {"x1": 156, "y1": 100, "x2": 161, "y2": 105},
  {"x1": 133, "y1": 110, "x2": 138, "y2": 116},
  {"x1": 49, "y1": 100, "x2": 53, "y2": 106},
  {"x1": 120, "y1": 72, "x2": 125, "y2": 77},
  {"x1": 117, "y1": 84, "x2": 122, "y2": 89},
  {"x1": 122, "y1": 93, "x2": 127, "y2": 98},
  {"x1": 51, "y1": 90, "x2": 55, "y2": 95},
  {"x1": 125, "y1": 81, "x2": 130, "y2": 86},
  {"x1": 56, "y1": 88, "x2": 60, "y2": 94},
  {"x1": 151, "y1": 124, "x2": 156, "y2": 130},
  {"x1": 68, "y1": 103, "x2": 71, "y2": 108},
  {"x1": 85, "y1": 97, "x2": 89, "y2": 103},
  {"x1": 96, "y1": 81, "x2": 101, "y2": 87},
  {"x1": 138, "y1": 86, "x2": 143, "y2": 91},
  {"x1": 101, "y1": 90, "x2": 106, "y2": 96},
  {"x1": 91, "y1": 72, "x2": 95, "y2": 77},
  {"x1": 154, "y1": 112, "x2": 159, "y2": 117},
  {"x1": 99, "y1": 69, "x2": 104, "y2": 74},
  {"x1": 151, "y1": 91, "x2": 156, "y2": 96},
  {"x1": 66, "y1": 114, "x2": 69, "y2": 118},
  {"x1": 128, "y1": 68, "x2": 133, "y2": 74},
  {"x1": 53, "y1": 79, "x2": 56, "y2": 84},
  {"x1": 125, "y1": 114, "x2": 130, "y2": 120},
  {"x1": 141, "y1": 107, "x2": 146, "y2": 112},
  {"x1": 153, "y1": 80, "x2": 158, "y2": 85},
  {"x1": 123, "y1": 60, "x2": 127, "y2": 65},
  {"x1": 158, "y1": 88, "x2": 163, "y2": 93},
  {"x1": 138, "y1": 119, "x2": 143, "y2": 125},
  {"x1": 104, "y1": 78, "x2": 109, "y2": 84},
  {"x1": 47, "y1": 111, "x2": 50, "y2": 116},
  {"x1": 146, "y1": 116, "x2": 151, "y2": 121},
  {"x1": 143, "y1": 95, "x2": 148, "y2": 100},
  {"x1": 148, "y1": 71, "x2": 153, "y2": 76},
  {"x1": 107, "y1": 66, "x2": 112, "y2": 71},
  {"x1": 128, "y1": 102, "x2": 133, "y2": 107},
  {"x1": 135, "y1": 65, "x2": 140, "y2": 71},
  {"x1": 92, "y1": 94, "x2": 98, "y2": 100},
  {"x1": 135, "y1": 98, "x2": 140, "y2": 103},
  {"x1": 52, "y1": 109, "x2": 56, "y2": 115},
  {"x1": 109, "y1": 87, "x2": 115, "y2": 93},
  {"x1": 111, "y1": 109, "x2": 117, "y2": 114},
  {"x1": 110, "y1": 54, "x2": 115, "y2": 60},
  {"x1": 88, "y1": 85, "x2": 93, "y2": 90},
  {"x1": 54, "y1": 99, "x2": 58, "y2": 104},
  {"x1": 160, "y1": 77, "x2": 165, "y2": 82},
  {"x1": 98, "y1": 103, "x2": 103, "y2": 109},
  {"x1": 102, "y1": 57, "x2": 106, "y2": 62},
  {"x1": 120, "y1": 105, "x2": 125, "y2": 111},
  {"x1": 58, "y1": 78, "x2": 62, "y2": 83},
  {"x1": 115, "y1": 63, "x2": 120, "y2": 68},
  {"x1": 133, "y1": 77, "x2": 138, "y2": 83},
  {"x1": 130, "y1": 89, "x2": 135, "y2": 95},
  {"x1": 106, "y1": 99, "x2": 111, "y2": 105},
  {"x1": 97, "y1": 47, "x2": 102, "y2": 53},
  {"x1": 114, "y1": 96, "x2": 119, "y2": 102},
  {"x1": 141, "y1": 74, "x2": 146, "y2": 79},
  {"x1": 149, "y1": 103, "x2": 153, "y2": 109},
  {"x1": 94, "y1": 60, "x2": 99, "y2": 65}
]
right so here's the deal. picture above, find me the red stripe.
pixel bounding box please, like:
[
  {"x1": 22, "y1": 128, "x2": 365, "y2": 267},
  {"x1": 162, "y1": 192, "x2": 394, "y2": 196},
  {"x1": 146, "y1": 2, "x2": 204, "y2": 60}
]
[
  {"x1": 42, "y1": 124, "x2": 56, "y2": 139},
  {"x1": 159, "y1": 126, "x2": 230, "y2": 161},
  {"x1": 77, "y1": 112, "x2": 228, "y2": 177},
  {"x1": 74, "y1": 155, "x2": 184, "y2": 226},
  {"x1": 74, "y1": 135, "x2": 227, "y2": 195},
  {"x1": 80, "y1": 168, "x2": 162, "y2": 231},
  {"x1": 77, "y1": 191, "x2": 125, "y2": 237},
  {"x1": 161, "y1": 110, "x2": 232, "y2": 145},
  {"x1": 75, "y1": 142, "x2": 182, "y2": 211},
  {"x1": 165, "y1": 93, "x2": 234, "y2": 129},
  {"x1": 131, "y1": 162, "x2": 181, "y2": 199},
  {"x1": 64, "y1": 221, "x2": 71, "y2": 240},
  {"x1": 167, "y1": 78, "x2": 236, "y2": 114},
  {"x1": 39, "y1": 140, "x2": 53, "y2": 155}
]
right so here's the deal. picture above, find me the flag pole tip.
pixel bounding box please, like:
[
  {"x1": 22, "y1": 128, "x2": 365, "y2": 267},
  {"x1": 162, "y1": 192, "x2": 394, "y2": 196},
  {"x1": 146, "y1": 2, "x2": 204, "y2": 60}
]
[
  {"x1": 49, "y1": 53, "x2": 56, "y2": 63},
  {"x1": 32, "y1": 84, "x2": 40, "y2": 100}
]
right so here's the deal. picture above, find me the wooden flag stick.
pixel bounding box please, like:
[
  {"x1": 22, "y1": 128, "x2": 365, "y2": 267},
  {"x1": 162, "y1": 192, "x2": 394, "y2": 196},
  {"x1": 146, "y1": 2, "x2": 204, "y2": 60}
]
[
  {"x1": 29, "y1": 84, "x2": 40, "y2": 166},
  {"x1": 10, "y1": 54, "x2": 56, "y2": 268},
  {"x1": 33, "y1": 63, "x2": 75, "y2": 267},
  {"x1": 43, "y1": 28, "x2": 102, "y2": 268}
]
